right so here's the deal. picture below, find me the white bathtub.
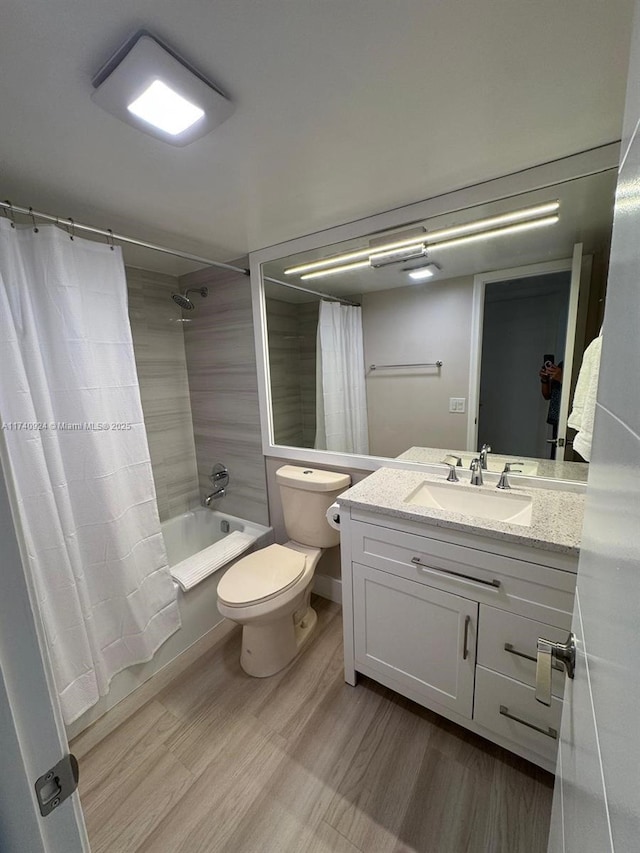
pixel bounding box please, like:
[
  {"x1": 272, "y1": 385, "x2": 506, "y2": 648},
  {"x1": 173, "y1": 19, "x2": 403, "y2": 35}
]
[
  {"x1": 163, "y1": 507, "x2": 270, "y2": 568},
  {"x1": 67, "y1": 507, "x2": 273, "y2": 739},
  {"x1": 161, "y1": 507, "x2": 273, "y2": 655}
]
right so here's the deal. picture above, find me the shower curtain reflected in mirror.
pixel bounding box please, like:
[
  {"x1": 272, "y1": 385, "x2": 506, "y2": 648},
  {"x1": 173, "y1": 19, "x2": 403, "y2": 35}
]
[
  {"x1": 315, "y1": 300, "x2": 369, "y2": 454},
  {"x1": 0, "y1": 220, "x2": 180, "y2": 725}
]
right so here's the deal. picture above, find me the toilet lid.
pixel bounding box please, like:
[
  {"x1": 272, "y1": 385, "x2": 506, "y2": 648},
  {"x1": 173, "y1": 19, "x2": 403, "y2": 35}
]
[{"x1": 217, "y1": 544, "x2": 306, "y2": 606}]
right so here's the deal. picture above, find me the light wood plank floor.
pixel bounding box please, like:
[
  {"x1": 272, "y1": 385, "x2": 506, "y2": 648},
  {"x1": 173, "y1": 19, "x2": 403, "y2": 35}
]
[{"x1": 74, "y1": 597, "x2": 553, "y2": 853}]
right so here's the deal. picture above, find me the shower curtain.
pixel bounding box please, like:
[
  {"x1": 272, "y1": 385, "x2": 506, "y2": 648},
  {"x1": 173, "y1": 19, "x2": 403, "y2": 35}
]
[
  {"x1": 315, "y1": 300, "x2": 369, "y2": 454},
  {"x1": 0, "y1": 220, "x2": 180, "y2": 725}
]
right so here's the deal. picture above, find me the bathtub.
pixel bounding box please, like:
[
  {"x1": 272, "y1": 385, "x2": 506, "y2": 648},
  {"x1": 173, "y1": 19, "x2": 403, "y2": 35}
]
[
  {"x1": 163, "y1": 506, "x2": 271, "y2": 568},
  {"x1": 67, "y1": 507, "x2": 273, "y2": 740},
  {"x1": 161, "y1": 507, "x2": 274, "y2": 656}
]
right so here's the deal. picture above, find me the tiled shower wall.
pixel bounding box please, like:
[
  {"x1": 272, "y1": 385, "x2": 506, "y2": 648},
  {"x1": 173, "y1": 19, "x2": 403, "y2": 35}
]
[
  {"x1": 180, "y1": 265, "x2": 269, "y2": 526},
  {"x1": 266, "y1": 297, "x2": 317, "y2": 448},
  {"x1": 126, "y1": 267, "x2": 199, "y2": 522}
]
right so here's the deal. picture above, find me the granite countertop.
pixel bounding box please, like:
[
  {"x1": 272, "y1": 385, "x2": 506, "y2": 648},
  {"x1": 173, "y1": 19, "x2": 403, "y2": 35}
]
[
  {"x1": 337, "y1": 467, "x2": 585, "y2": 555},
  {"x1": 396, "y1": 446, "x2": 589, "y2": 483}
]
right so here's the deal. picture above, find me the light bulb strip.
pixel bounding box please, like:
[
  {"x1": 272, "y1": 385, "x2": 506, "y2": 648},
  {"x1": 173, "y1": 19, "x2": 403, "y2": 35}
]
[
  {"x1": 426, "y1": 215, "x2": 559, "y2": 252},
  {"x1": 284, "y1": 201, "x2": 559, "y2": 276},
  {"x1": 300, "y1": 260, "x2": 370, "y2": 280}
]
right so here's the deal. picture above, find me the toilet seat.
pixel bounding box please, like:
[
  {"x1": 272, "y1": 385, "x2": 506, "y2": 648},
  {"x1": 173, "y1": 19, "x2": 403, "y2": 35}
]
[{"x1": 217, "y1": 544, "x2": 306, "y2": 607}]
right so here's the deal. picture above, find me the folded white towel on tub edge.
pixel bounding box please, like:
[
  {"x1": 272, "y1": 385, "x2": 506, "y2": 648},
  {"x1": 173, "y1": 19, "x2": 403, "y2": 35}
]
[{"x1": 170, "y1": 531, "x2": 257, "y2": 591}]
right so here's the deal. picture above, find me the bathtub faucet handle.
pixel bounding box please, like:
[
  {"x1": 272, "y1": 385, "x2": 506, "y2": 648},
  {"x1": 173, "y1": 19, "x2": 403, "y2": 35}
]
[{"x1": 210, "y1": 463, "x2": 229, "y2": 488}]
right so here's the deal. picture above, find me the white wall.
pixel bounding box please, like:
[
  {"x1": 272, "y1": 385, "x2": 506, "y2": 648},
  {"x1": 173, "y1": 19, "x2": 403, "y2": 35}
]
[
  {"x1": 548, "y1": 10, "x2": 640, "y2": 848},
  {"x1": 362, "y1": 276, "x2": 474, "y2": 456}
]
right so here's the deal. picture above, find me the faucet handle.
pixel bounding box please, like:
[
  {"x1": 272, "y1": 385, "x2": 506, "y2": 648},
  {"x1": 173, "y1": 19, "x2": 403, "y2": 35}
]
[
  {"x1": 445, "y1": 463, "x2": 459, "y2": 482},
  {"x1": 496, "y1": 462, "x2": 524, "y2": 490}
]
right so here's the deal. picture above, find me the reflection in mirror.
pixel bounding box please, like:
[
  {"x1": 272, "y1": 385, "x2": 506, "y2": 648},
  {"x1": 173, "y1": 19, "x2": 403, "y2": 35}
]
[{"x1": 261, "y1": 167, "x2": 616, "y2": 482}]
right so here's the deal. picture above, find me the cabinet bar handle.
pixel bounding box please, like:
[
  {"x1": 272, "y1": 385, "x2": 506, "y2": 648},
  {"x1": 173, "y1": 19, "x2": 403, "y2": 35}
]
[
  {"x1": 504, "y1": 643, "x2": 563, "y2": 671},
  {"x1": 410, "y1": 557, "x2": 501, "y2": 589},
  {"x1": 463, "y1": 615, "x2": 471, "y2": 660},
  {"x1": 499, "y1": 705, "x2": 558, "y2": 740}
]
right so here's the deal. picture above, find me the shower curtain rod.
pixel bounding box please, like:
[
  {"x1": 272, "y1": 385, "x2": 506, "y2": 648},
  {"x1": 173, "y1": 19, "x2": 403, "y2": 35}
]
[{"x1": 0, "y1": 200, "x2": 358, "y2": 307}]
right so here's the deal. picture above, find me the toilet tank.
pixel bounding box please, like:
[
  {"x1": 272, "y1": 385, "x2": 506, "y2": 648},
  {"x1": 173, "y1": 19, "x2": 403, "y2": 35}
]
[{"x1": 276, "y1": 465, "x2": 351, "y2": 548}]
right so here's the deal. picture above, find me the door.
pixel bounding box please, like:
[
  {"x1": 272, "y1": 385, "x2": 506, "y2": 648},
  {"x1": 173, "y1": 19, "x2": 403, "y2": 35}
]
[
  {"x1": 353, "y1": 564, "x2": 477, "y2": 717},
  {"x1": 547, "y1": 37, "x2": 640, "y2": 851},
  {"x1": 469, "y1": 249, "x2": 583, "y2": 460},
  {"x1": 0, "y1": 455, "x2": 89, "y2": 852}
]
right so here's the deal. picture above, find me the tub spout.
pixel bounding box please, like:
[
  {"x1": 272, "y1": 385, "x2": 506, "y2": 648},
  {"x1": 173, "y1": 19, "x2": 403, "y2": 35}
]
[{"x1": 204, "y1": 488, "x2": 226, "y2": 506}]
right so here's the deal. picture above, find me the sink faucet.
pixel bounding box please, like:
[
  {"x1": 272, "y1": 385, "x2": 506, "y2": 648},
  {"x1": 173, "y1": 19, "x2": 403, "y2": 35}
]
[
  {"x1": 470, "y1": 458, "x2": 483, "y2": 486},
  {"x1": 479, "y1": 443, "x2": 492, "y2": 470},
  {"x1": 496, "y1": 462, "x2": 524, "y2": 490}
]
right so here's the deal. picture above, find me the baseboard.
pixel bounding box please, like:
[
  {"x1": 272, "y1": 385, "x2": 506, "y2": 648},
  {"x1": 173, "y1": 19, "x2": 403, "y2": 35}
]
[
  {"x1": 70, "y1": 618, "x2": 239, "y2": 757},
  {"x1": 313, "y1": 574, "x2": 342, "y2": 604}
]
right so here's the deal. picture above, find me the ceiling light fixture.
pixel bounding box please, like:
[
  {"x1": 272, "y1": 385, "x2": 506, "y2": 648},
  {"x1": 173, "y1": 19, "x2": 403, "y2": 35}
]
[
  {"x1": 127, "y1": 80, "x2": 204, "y2": 135},
  {"x1": 285, "y1": 238, "x2": 425, "y2": 276},
  {"x1": 91, "y1": 31, "x2": 234, "y2": 146},
  {"x1": 408, "y1": 264, "x2": 439, "y2": 281},
  {"x1": 284, "y1": 201, "x2": 560, "y2": 276},
  {"x1": 369, "y1": 244, "x2": 427, "y2": 268}
]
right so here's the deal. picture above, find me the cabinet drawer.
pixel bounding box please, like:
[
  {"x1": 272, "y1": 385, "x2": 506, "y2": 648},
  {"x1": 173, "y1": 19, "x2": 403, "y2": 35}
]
[
  {"x1": 351, "y1": 520, "x2": 575, "y2": 626},
  {"x1": 477, "y1": 606, "x2": 569, "y2": 697},
  {"x1": 474, "y1": 665, "x2": 562, "y2": 767},
  {"x1": 353, "y1": 563, "x2": 477, "y2": 719}
]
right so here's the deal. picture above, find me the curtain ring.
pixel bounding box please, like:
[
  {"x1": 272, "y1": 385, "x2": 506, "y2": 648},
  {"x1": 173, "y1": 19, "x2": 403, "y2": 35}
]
[
  {"x1": 28, "y1": 207, "x2": 39, "y2": 233},
  {"x1": 106, "y1": 228, "x2": 115, "y2": 250},
  {"x1": 65, "y1": 218, "x2": 75, "y2": 241},
  {"x1": 3, "y1": 200, "x2": 16, "y2": 228}
]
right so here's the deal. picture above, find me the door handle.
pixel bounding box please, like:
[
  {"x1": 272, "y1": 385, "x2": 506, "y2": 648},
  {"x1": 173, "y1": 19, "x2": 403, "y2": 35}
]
[{"x1": 535, "y1": 633, "x2": 576, "y2": 706}]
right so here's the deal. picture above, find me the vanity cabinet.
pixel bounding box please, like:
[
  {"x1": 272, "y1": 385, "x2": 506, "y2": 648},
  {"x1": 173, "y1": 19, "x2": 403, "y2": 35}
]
[
  {"x1": 341, "y1": 508, "x2": 578, "y2": 772},
  {"x1": 353, "y1": 564, "x2": 477, "y2": 718}
]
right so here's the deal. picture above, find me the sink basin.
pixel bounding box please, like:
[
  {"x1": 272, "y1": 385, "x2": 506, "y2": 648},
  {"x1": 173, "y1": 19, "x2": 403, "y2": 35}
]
[{"x1": 405, "y1": 480, "x2": 533, "y2": 526}]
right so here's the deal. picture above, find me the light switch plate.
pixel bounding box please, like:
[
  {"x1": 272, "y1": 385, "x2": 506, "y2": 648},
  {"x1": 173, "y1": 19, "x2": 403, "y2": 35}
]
[{"x1": 449, "y1": 397, "x2": 466, "y2": 413}]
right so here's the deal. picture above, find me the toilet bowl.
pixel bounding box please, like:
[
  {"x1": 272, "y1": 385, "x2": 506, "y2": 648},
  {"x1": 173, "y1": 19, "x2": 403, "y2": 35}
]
[{"x1": 216, "y1": 466, "x2": 350, "y2": 677}]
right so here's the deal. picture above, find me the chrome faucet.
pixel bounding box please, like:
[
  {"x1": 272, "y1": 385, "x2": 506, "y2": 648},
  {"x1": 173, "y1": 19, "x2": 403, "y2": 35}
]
[
  {"x1": 496, "y1": 462, "x2": 524, "y2": 490},
  {"x1": 479, "y1": 443, "x2": 492, "y2": 470},
  {"x1": 470, "y1": 458, "x2": 483, "y2": 486},
  {"x1": 204, "y1": 488, "x2": 226, "y2": 506}
]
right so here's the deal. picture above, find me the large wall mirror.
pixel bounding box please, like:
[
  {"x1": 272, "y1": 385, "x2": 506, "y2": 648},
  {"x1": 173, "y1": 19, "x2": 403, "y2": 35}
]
[{"x1": 250, "y1": 146, "x2": 617, "y2": 482}]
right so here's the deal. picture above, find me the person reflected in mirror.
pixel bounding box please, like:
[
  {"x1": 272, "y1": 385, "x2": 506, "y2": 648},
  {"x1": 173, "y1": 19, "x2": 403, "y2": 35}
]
[{"x1": 540, "y1": 360, "x2": 563, "y2": 459}]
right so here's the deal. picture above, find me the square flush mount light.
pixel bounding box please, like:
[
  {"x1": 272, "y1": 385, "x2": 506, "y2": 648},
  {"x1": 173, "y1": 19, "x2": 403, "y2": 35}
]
[
  {"x1": 407, "y1": 263, "x2": 440, "y2": 281},
  {"x1": 91, "y1": 32, "x2": 234, "y2": 146}
]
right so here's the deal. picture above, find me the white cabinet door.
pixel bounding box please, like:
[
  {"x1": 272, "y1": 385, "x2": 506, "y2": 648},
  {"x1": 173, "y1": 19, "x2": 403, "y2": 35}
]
[{"x1": 353, "y1": 563, "x2": 477, "y2": 718}]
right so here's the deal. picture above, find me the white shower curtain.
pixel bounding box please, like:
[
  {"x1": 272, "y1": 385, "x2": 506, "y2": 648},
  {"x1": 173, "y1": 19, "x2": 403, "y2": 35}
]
[
  {"x1": 315, "y1": 300, "x2": 369, "y2": 454},
  {"x1": 0, "y1": 220, "x2": 180, "y2": 725}
]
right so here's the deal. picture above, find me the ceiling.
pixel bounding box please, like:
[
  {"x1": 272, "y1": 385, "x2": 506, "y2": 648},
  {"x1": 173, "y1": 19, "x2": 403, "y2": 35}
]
[{"x1": 0, "y1": 0, "x2": 634, "y2": 275}]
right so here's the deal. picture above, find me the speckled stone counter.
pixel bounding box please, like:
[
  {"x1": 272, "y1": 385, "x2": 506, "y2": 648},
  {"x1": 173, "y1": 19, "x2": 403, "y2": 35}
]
[
  {"x1": 396, "y1": 446, "x2": 589, "y2": 483},
  {"x1": 337, "y1": 467, "x2": 585, "y2": 555}
]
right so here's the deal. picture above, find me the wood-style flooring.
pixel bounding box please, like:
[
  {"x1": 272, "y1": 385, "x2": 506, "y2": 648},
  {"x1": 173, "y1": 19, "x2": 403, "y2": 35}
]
[{"x1": 73, "y1": 597, "x2": 553, "y2": 853}]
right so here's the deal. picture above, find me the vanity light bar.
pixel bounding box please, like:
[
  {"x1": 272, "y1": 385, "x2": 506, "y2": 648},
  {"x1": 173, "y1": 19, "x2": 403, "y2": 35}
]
[
  {"x1": 284, "y1": 201, "x2": 560, "y2": 277},
  {"x1": 300, "y1": 260, "x2": 371, "y2": 280},
  {"x1": 286, "y1": 239, "x2": 426, "y2": 276},
  {"x1": 426, "y1": 214, "x2": 559, "y2": 252}
]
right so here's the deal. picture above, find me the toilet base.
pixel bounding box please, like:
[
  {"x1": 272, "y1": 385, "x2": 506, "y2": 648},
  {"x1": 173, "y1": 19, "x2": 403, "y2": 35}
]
[{"x1": 240, "y1": 605, "x2": 318, "y2": 678}]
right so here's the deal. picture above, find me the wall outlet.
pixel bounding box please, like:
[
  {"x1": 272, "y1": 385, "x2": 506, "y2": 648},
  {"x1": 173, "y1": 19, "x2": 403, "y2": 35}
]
[{"x1": 449, "y1": 397, "x2": 466, "y2": 413}]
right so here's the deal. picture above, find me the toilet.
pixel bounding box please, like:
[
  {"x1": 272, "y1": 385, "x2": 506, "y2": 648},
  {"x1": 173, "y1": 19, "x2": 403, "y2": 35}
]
[{"x1": 217, "y1": 465, "x2": 351, "y2": 677}]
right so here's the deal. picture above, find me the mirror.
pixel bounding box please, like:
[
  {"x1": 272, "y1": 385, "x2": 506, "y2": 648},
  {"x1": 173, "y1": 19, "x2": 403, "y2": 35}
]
[{"x1": 255, "y1": 154, "x2": 616, "y2": 482}]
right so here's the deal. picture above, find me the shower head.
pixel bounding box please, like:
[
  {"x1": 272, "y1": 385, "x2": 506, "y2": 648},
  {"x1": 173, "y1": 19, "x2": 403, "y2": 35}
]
[{"x1": 171, "y1": 287, "x2": 208, "y2": 310}]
